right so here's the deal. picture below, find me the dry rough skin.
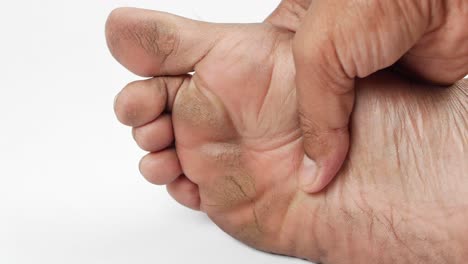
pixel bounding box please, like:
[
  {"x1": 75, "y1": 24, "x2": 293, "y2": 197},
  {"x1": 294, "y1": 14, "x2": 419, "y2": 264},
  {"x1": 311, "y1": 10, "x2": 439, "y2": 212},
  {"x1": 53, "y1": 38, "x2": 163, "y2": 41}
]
[
  {"x1": 107, "y1": 7, "x2": 468, "y2": 263},
  {"x1": 169, "y1": 22, "x2": 468, "y2": 262}
]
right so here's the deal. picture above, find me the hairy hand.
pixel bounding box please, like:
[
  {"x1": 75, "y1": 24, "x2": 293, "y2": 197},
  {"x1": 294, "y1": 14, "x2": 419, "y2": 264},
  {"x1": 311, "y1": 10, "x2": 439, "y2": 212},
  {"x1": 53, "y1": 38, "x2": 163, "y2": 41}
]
[{"x1": 292, "y1": 0, "x2": 468, "y2": 193}]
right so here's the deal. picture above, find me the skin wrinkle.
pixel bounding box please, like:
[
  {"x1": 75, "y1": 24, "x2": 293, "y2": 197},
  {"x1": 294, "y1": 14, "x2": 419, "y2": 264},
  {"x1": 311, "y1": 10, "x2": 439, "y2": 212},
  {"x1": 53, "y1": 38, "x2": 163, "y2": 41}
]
[
  {"x1": 340, "y1": 185, "x2": 375, "y2": 262},
  {"x1": 350, "y1": 200, "x2": 434, "y2": 263},
  {"x1": 284, "y1": 0, "x2": 308, "y2": 22},
  {"x1": 288, "y1": 0, "x2": 312, "y2": 11},
  {"x1": 255, "y1": 32, "x2": 281, "y2": 125},
  {"x1": 109, "y1": 5, "x2": 468, "y2": 262},
  {"x1": 315, "y1": 77, "x2": 468, "y2": 263},
  {"x1": 400, "y1": 208, "x2": 453, "y2": 263},
  {"x1": 205, "y1": 142, "x2": 242, "y2": 169},
  {"x1": 187, "y1": 60, "x2": 236, "y2": 137},
  {"x1": 265, "y1": 0, "x2": 310, "y2": 32},
  {"x1": 169, "y1": 23, "x2": 307, "y2": 253},
  {"x1": 281, "y1": 190, "x2": 327, "y2": 261},
  {"x1": 242, "y1": 37, "x2": 300, "y2": 149},
  {"x1": 362, "y1": 195, "x2": 455, "y2": 261},
  {"x1": 398, "y1": 0, "x2": 427, "y2": 41},
  {"x1": 176, "y1": 84, "x2": 215, "y2": 128},
  {"x1": 238, "y1": 29, "x2": 281, "y2": 135},
  {"x1": 277, "y1": 195, "x2": 299, "y2": 254},
  {"x1": 277, "y1": 79, "x2": 297, "y2": 118},
  {"x1": 243, "y1": 127, "x2": 301, "y2": 153},
  {"x1": 311, "y1": 182, "x2": 341, "y2": 263},
  {"x1": 175, "y1": 76, "x2": 238, "y2": 143},
  {"x1": 336, "y1": 6, "x2": 368, "y2": 78},
  {"x1": 385, "y1": 85, "x2": 424, "y2": 193},
  {"x1": 201, "y1": 142, "x2": 265, "y2": 240},
  {"x1": 136, "y1": 23, "x2": 153, "y2": 54},
  {"x1": 276, "y1": 150, "x2": 306, "y2": 255},
  {"x1": 352, "y1": 189, "x2": 379, "y2": 247},
  {"x1": 325, "y1": 36, "x2": 356, "y2": 94},
  {"x1": 226, "y1": 173, "x2": 263, "y2": 237},
  {"x1": 428, "y1": 99, "x2": 446, "y2": 194},
  {"x1": 156, "y1": 78, "x2": 169, "y2": 107},
  {"x1": 311, "y1": 203, "x2": 329, "y2": 263},
  {"x1": 252, "y1": 202, "x2": 263, "y2": 234},
  {"x1": 164, "y1": 75, "x2": 187, "y2": 112},
  {"x1": 246, "y1": 156, "x2": 300, "y2": 244},
  {"x1": 427, "y1": 0, "x2": 445, "y2": 33},
  {"x1": 392, "y1": 125, "x2": 410, "y2": 200},
  {"x1": 451, "y1": 105, "x2": 467, "y2": 150},
  {"x1": 383, "y1": 206, "x2": 421, "y2": 262},
  {"x1": 129, "y1": 19, "x2": 177, "y2": 61},
  {"x1": 409, "y1": 133, "x2": 426, "y2": 192},
  {"x1": 105, "y1": 10, "x2": 125, "y2": 55},
  {"x1": 226, "y1": 175, "x2": 249, "y2": 198},
  {"x1": 255, "y1": 38, "x2": 300, "y2": 138},
  {"x1": 429, "y1": 1, "x2": 467, "y2": 53},
  {"x1": 371, "y1": 0, "x2": 389, "y2": 69},
  {"x1": 449, "y1": 81, "x2": 468, "y2": 149},
  {"x1": 208, "y1": 176, "x2": 246, "y2": 208}
]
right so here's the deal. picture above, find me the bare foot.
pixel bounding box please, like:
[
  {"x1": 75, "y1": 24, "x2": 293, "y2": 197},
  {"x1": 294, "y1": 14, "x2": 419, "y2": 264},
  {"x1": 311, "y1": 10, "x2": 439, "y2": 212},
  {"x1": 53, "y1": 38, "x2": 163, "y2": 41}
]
[{"x1": 107, "y1": 6, "x2": 468, "y2": 264}]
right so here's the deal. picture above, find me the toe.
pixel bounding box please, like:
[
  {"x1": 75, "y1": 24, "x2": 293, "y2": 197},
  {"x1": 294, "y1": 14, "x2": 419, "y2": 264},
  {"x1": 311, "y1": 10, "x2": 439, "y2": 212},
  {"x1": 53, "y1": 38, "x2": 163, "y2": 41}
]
[
  {"x1": 132, "y1": 114, "x2": 173, "y2": 152},
  {"x1": 139, "y1": 149, "x2": 182, "y2": 185},
  {"x1": 114, "y1": 78, "x2": 167, "y2": 127},
  {"x1": 114, "y1": 76, "x2": 189, "y2": 127},
  {"x1": 105, "y1": 7, "x2": 221, "y2": 77},
  {"x1": 167, "y1": 175, "x2": 201, "y2": 211}
]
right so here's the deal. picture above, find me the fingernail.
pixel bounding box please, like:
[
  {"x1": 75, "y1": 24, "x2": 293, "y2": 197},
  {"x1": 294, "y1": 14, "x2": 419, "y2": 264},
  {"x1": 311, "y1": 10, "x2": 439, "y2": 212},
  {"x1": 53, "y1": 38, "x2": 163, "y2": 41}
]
[{"x1": 300, "y1": 155, "x2": 319, "y2": 189}]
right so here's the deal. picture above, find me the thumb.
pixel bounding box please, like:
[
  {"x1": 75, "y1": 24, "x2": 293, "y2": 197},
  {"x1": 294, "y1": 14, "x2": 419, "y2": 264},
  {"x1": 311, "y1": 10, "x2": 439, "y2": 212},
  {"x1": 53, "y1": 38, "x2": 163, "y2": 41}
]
[
  {"x1": 293, "y1": 0, "x2": 430, "y2": 193},
  {"x1": 105, "y1": 7, "x2": 223, "y2": 77}
]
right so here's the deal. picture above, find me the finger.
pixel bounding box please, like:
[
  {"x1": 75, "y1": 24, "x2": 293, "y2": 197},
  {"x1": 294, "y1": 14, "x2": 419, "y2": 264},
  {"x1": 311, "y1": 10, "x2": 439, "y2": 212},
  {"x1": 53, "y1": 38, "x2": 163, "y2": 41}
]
[
  {"x1": 264, "y1": 0, "x2": 311, "y2": 32},
  {"x1": 114, "y1": 76, "x2": 189, "y2": 127},
  {"x1": 106, "y1": 7, "x2": 222, "y2": 77},
  {"x1": 396, "y1": 53, "x2": 468, "y2": 85},
  {"x1": 139, "y1": 149, "x2": 182, "y2": 185},
  {"x1": 166, "y1": 175, "x2": 201, "y2": 211},
  {"x1": 397, "y1": 0, "x2": 468, "y2": 86},
  {"x1": 293, "y1": 0, "x2": 430, "y2": 193}
]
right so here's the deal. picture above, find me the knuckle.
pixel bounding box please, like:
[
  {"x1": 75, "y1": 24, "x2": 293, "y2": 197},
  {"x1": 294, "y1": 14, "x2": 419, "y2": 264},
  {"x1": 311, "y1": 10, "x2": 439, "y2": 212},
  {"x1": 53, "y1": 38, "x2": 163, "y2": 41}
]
[
  {"x1": 298, "y1": 110, "x2": 324, "y2": 146},
  {"x1": 298, "y1": 110, "x2": 349, "y2": 150}
]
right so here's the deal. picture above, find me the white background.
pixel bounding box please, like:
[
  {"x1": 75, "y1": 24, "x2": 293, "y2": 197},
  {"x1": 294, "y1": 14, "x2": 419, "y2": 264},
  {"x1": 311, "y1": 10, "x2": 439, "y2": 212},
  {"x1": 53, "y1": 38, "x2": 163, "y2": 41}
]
[{"x1": 0, "y1": 0, "x2": 310, "y2": 263}]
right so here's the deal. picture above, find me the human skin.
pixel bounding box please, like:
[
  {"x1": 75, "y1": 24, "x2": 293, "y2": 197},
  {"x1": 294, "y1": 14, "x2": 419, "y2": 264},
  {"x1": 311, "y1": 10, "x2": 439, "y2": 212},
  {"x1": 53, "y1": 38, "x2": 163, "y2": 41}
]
[
  {"x1": 292, "y1": 0, "x2": 468, "y2": 193},
  {"x1": 106, "y1": 5, "x2": 468, "y2": 264}
]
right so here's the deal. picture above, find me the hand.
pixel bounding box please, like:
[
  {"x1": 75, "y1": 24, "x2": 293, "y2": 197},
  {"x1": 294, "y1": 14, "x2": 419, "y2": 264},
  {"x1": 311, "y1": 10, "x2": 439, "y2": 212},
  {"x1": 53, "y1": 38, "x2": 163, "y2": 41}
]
[
  {"x1": 292, "y1": 0, "x2": 468, "y2": 193},
  {"x1": 107, "y1": 5, "x2": 468, "y2": 263}
]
